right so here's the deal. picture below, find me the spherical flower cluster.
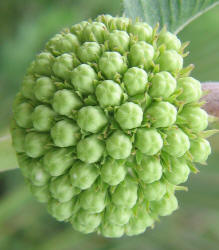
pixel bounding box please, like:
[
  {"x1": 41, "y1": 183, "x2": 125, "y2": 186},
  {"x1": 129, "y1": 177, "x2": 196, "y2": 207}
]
[{"x1": 11, "y1": 15, "x2": 211, "y2": 237}]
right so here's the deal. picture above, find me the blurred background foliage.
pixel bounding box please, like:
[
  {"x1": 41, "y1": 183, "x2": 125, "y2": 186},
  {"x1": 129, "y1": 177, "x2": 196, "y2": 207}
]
[{"x1": 0, "y1": 0, "x2": 219, "y2": 249}]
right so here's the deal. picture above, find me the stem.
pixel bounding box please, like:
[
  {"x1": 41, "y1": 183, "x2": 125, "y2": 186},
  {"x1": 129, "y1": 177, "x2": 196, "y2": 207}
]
[
  {"x1": 0, "y1": 134, "x2": 18, "y2": 172},
  {"x1": 202, "y1": 82, "x2": 219, "y2": 118},
  {"x1": 0, "y1": 135, "x2": 11, "y2": 142}
]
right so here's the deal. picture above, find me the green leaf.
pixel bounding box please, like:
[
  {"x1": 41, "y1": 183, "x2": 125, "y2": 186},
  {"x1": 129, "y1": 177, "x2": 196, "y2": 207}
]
[
  {"x1": 123, "y1": 0, "x2": 219, "y2": 34},
  {"x1": 0, "y1": 134, "x2": 18, "y2": 172}
]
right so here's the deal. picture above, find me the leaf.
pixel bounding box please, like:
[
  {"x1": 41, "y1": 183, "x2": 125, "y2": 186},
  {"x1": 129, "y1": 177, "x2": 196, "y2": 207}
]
[
  {"x1": 0, "y1": 134, "x2": 18, "y2": 172},
  {"x1": 123, "y1": 0, "x2": 219, "y2": 34}
]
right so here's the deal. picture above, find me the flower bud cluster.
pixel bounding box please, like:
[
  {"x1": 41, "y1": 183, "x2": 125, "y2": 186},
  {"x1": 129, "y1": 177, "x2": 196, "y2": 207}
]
[{"x1": 11, "y1": 15, "x2": 211, "y2": 237}]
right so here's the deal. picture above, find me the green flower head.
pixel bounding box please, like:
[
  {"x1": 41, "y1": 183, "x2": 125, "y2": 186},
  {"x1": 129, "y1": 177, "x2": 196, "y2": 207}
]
[{"x1": 11, "y1": 15, "x2": 211, "y2": 238}]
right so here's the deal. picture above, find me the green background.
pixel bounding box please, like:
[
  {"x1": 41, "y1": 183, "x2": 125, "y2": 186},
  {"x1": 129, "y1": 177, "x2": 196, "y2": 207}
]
[{"x1": 0, "y1": 0, "x2": 219, "y2": 249}]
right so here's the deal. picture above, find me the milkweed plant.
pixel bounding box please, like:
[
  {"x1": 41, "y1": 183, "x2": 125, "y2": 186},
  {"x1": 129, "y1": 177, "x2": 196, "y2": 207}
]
[{"x1": 9, "y1": 0, "x2": 219, "y2": 238}]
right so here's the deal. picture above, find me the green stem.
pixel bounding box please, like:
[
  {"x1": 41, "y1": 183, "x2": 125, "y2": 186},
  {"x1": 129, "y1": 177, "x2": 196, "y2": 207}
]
[{"x1": 0, "y1": 134, "x2": 18, "y2": 172}]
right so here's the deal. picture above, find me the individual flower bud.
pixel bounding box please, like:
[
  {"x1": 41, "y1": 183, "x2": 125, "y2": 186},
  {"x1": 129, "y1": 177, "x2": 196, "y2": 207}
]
[
  {"x1": 33, "y1": 52, "x2": 54, "y2": 76},
  {"x1": 71, "y1": 209, "x2": 102, "y2": 234},
  {"x1": 149, "y1": 71, "x2": 177, "y2": 99},
  {"x1": 30, "y1": 161, "x2": 50, "y2": 186},
  {"x1": 143, "y1": 181, "x2": 166, "y2": 201},
  {"x1": 106, "y1": 130, "x2": 132, "y2": 159},
  {"x1": 158, "y1": 50, "x2": 183, "y2": 73},
  {"x1": 21, "y1": 75, "x2": 36, "y2": 100},
  {"x1": 125, "y1": 204, "x2": 154, "y2": 236},
  {"x1": 189, "y1": 138, "x2": 211, "y2": 163},
  {"x1": 129, "y1": 41, "x2": 154, "y2": 69},
  {"x1": 135, "y1": 128, "x2": 163, "y2": 155},
  {"x1": 163, "y1": 127, "x2": 190, "y2": 157},
  {"x1": 30, "y1": 184, "x2": 50, "y2": 203},
  {"x1": 123, "y1": 67, "x2": 148, "y2": 96},
  {"x1": 77, "y1": 42, "x2": 101, "y2": 63},
  {"x1": 43, "y1": 148, "x2": 74, "y2": 176},
  {"x1": 177, "y1": 77, "x2": 202, "y2": 104},
  {"x1": 158, "y1": 31, "x2": 181, "y2": 51},
  {"x1": 80, "y1": 184, "x2": 106, "y2": 213},
  {"x1": 108, "y1": 30, "x2": 130, "y2": 54},
  {"x1": 32, "y1": 105, "x2": 56, "y2": 132},
  {"x1": 71, "y1": 64, "x2": 97, "y2": 94},
  {"x1": 46, "y1": 33, "x2": 80, "y2": 56},
  {"x1": 24, "y1": 132, "x2": 50, "y2": 158},
  {"x1": 95, "y1": 80, "x2": 123, "y2": 107},
  {"x1": 164, "y1": 157, "x2": 190, "y2": 185},
  {"x1": 128, "y1": 22, "x2": 152, "y2": 42},
  {"x1": 95, "y1": 14, "x2": 113, "y2": 27},
  {"x1": 101, "y1": 222, "x2": 124, "y2": 238},
  {"x1": 101, "y1": 158, "x2": 126, "y2": 185},
  {"x1": 51, "y1": 119, "x2": 80, "y2": 147},
  {"x1": 47, "y1": 198, "x2": 75, "y2": 221},
  {"x1": 50, "y1": 174, "x2": 80, "y2": 202},
  {"x1": 34, "y1": 77, "x2": 56, "y2": 103},
  {"x1": 178, "y1": 106, "x2": 208, "y2": 132},
  {"x1": 77, "y1": 106, "x2": 108, "y2": 133},
  {"x1": 17, "y1": 153, "x2": 33, "y2": 178},
  {"x1": 69, "y1": 161, "x2": 99, "y2": 190},
  {"x1": 26, "y1": 60, "x2": 36, "y2": 74},
  {"x1": 11, "y1": 127, "x2": 26, "y2": 152},
  {"x1": 146, "y1": 101, "x2": 177, "y2": 128},
  {"x1": 112, "y1": 176, "x2": 138, "y2": 208},
  {"x1": 77, "y1": 135, "x2": 105, "y2": 163},
  {"x1": 100, "y1": 52, "x2": 128, "y2": 81},
  {"x1": 82, "y1": 22, "x2": 107, "y2": 43},
  {"x1": 14, "y1": 102, "x2": 34, "y2": 128},
  {"x1": 115, "y1": 102, "x2": 143, "y2": 130},
  {"x1": 105, "y1": 205, "x2": 132, "y2": 225},
  {"x1": 70, "y1": 21, "x2": 89, "y2": 40},
  {"x1": 136, "y1": 156, "x2": 163, "y2": 183},
  {"x1": 150, "y1": 193, "x2": 178, "y2": 216},
  {"x1": 108, "y1": 17, "x2": 130, "y2": 31},
  {"x1": 12, "y1": 93, "x2": 27, "y2": 111},
  {"x1": 52, "y1": 53, "x2": 79, "y2": 80},
  {"x1": 52, "y1": 89, "x2": 82, "y2": 117}
]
